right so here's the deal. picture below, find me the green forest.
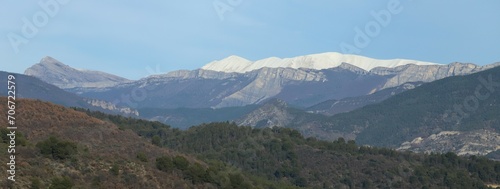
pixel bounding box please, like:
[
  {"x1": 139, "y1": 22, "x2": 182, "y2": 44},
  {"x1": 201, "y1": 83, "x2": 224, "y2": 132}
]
[{"x1": 77, "y1": 108, "x2": 500, "y2": 188}]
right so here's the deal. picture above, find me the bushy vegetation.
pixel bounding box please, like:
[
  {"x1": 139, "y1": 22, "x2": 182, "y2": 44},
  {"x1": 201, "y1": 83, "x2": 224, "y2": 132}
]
[
  {"x1": 136, "y1": 152, "x2": 148, "y2": 162},
  {"x1": 36, "y1": 136, "x2": 78, "y2": 160},
  {"x1": 77, "y1": 109, "x2": 500, "y2": 188},
  {"x1": 156, "y1": 156, "x2": 213, "y2": 184},
  {"x1": 109, "y1": 163, "x2": 120, "y2": 176},
  {"x1": 49, "y1": 177, "x2": 73, "y2": 189},
  {"x1": 0, "y1": 128, "x2": 27, "y2": 146},
  {"x1": 30, "y1": 178, "x2": 42, "y2": 189},
  {"x1": 2, "y1": 98, "x2": 280, "y2": 188}
]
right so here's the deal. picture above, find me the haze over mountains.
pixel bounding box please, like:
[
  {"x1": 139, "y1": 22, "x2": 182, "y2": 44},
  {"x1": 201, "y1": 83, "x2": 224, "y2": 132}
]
[{"x1": 5, "y1": 52, "x2": 500, "y2": 157}]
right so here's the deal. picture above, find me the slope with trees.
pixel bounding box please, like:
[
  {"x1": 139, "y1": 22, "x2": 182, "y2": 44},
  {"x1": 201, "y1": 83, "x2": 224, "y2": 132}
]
[{"x1": 80, "y1": 108, "x2": 500, "y2": 188}]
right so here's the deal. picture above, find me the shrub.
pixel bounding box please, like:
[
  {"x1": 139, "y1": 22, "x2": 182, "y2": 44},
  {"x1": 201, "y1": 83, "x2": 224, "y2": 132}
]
[
  {"x1": 49, "y1": 177, "x2": 73, "y2": 189},
  {"x1": 0, "y1": 128, "x2": 27, "y2": 146},
  {"x1": 156, "y1": 156, "x2": 174, "y2": 172},
  {"x1": 173, "y1": 155, "x2": 189, "y2": 170},
  {"x1": 152, "y1": 136, "x2": 161, "y2": 146},
  {"x1": 185, "y1": 163, "x2": 210, "y2": 184},
  {"x1": 136, "y1": 152, "x2": 148, "y2": 162},
  {"x1": 36, "y1": 136, "x2": 77, "y2": 160},
  {"x1": 110, "y1": 163, "x2": 120, "y2": 176},
  {"x1": 30, "y1": 178, "x2": 42, "y2": 189}
]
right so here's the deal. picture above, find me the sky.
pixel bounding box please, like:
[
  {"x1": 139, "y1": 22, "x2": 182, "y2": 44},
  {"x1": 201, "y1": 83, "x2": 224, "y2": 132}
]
[{"x1": 1, "y1": 0, "x2": 499, "y2": 80}]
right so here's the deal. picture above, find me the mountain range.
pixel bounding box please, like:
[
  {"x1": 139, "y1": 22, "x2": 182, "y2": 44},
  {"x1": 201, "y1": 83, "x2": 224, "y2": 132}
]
[
  {"x1": 5, "y1": 52, "x2": 500, "y2": 158},
  {"x1": 35, "y1": 54, "x2": 498, "y2": 110}
]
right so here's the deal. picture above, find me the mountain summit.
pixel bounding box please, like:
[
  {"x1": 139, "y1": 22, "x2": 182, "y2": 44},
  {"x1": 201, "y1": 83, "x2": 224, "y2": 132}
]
[
  {"x1": 25, "y1": 56, "x2": 130, "y2": 89},
  {"x1": 201, "y1": 52, "x2": 440, "y2": 73}
]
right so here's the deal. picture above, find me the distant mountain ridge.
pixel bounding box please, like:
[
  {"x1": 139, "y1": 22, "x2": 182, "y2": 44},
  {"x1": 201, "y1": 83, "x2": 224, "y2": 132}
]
[
  {"x1": 76, "y1": 60, "x2": 500, "y2": 109},
  {"x1": 25, "y1": 56, "x2": 130, "y2": 89},
  {"x1": 201, "y1": 52, "x2": 439, "y2": 73},
  {"x1": 0, "y1": 71, "x2": 138, "y2": 116}
]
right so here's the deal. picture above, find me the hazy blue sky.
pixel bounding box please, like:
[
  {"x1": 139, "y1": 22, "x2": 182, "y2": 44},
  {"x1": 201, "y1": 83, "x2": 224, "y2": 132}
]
[{"x1": 1, "y1": 1, "x2": 499, "y2": 79}]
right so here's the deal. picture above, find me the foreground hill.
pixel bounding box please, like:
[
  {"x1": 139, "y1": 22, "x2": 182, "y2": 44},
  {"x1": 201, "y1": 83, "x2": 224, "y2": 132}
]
[
  {"x1": 80, "y1": 108, "x2": 500, "y2": 188},
  {"x1": 0, "y1": 71, "x2": 86, "y2": 108},
  {"x1": 0, "y1": 99, "x2": 294, "y2": 188},
  {"x1": 0, "y1": 99, "x2": 193, "y2": 188}
]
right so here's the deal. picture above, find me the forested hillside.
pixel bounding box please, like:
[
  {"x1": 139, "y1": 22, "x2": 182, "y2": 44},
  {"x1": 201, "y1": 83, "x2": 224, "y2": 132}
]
[
  {"x1": 0, "y1": 99, "x2": 297, "y2": 188},
  {"x1": 326, "y1": 64, "x2": 500, "y2": 147},
  {"x1": 80, "y1": 109, "x2": 500, "y2": 188}
]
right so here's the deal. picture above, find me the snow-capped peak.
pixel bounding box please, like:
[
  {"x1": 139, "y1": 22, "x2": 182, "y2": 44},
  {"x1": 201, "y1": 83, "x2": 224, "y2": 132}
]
[
  {"x1": 201, "y1": 52, "x2": 440, "y2": 73},
  {"x1": 201, "y1": 55, "x2": 252, "y2": 73}
]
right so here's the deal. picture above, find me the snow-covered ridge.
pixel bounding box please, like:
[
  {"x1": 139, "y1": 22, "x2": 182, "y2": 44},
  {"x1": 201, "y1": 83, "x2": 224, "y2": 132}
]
[{"x1": 201, "y1": 52, "x2": 440, "y2": 73}]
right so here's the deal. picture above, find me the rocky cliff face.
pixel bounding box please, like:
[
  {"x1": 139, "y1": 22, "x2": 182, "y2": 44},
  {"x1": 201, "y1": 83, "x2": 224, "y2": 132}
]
[
  {"x1": 76, "y1": 65, "x2": 387, "y2": 109},
  {"x1": 25, "y1": 56, "x2": 130, "y2": 89},
  {"x1": 235, "y1": 98, "x2": 356, "y2": 141},
  {"x1": 397, "y1": 129, "x2": 500, "y2": 156},
  {"x1": 216, "y1": 67, "x2": 327, "y2": 107},
  {"x1": 236, "y1": 99, "x2": 293, "y2": 128},
  {"x1": 85, "y1": 99, "x2": 139, "y2": 116},
  {"x1": 376, "y1": 63, "x2": 496, "y2": 89}
]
